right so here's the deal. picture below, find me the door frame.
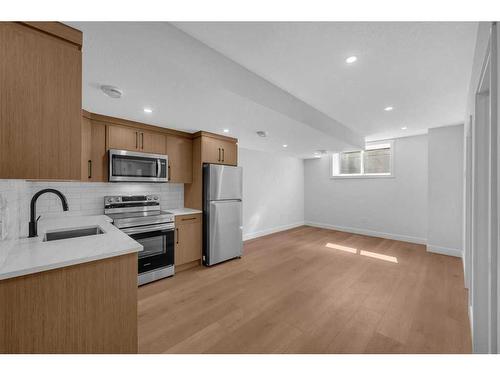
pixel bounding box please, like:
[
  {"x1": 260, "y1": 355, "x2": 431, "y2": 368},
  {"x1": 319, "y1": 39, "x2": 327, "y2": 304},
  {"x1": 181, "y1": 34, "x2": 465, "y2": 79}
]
[{"x1": 469, "y1": 22, "x2": 499, "y2": 353}]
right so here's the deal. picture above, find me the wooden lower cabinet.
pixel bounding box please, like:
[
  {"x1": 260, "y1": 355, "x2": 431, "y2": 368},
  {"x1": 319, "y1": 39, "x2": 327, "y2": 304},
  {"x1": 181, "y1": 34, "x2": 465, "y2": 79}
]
[
  {"x1": 0, "y1": 254, "x2": 138, "y2": 354},
  {"x1": 174, "y1": 214, "x2": 202, "y2": 269}
]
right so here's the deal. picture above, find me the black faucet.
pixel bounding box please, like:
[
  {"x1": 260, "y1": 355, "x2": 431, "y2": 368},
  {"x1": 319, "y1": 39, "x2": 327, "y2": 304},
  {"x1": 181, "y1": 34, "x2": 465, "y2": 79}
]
[{"x1": 28, "y1": 189, "x2": 69, "y2": 238}]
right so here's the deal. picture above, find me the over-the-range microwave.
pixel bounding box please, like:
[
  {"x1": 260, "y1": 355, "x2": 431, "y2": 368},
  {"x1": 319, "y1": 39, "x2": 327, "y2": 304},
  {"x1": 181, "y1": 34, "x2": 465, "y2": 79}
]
[{"x1": 108, "y1": 149, "x2": 168, "y2": 182}]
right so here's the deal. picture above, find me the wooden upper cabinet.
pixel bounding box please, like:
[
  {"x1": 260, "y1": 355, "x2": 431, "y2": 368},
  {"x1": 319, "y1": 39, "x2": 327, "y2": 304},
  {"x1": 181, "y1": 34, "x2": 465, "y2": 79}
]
[
  {"x1": 166, "y1": 136, "x2": 193, "y2": 183},
  {"x1": 200, "y1": 135, "x2": 238, "y2": 166},
  {"x1": 81, "y1": 116, "x2": 107, "y2": 182},
  {"x1": 0, "y1": 22, "x2": 82, "y2": 180},
  {"x1": 141, "y1": 131, "x2": 166, "y2": 155},
  {"x1": 220, "y1": 140, "x2": 238, "y2": 166},
  {"x1": 107, "y1": 125, "x2": 140, "y2": 152},
  {"x1": 201, "y1": 136, "x2": 222, "y2": 164},
  {"x1": 107, "y1": 125, "x2": 166, "y2": 154}
]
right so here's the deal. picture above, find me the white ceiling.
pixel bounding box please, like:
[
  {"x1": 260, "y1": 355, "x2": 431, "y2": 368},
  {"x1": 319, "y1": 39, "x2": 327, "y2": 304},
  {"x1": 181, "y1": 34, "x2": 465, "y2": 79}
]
[
  {"x1": 174, "y1": 22, "x2": 478, "y2": 141},
  {"x1": 69, "y1": 22, "x2": 477, "y2": 158}
]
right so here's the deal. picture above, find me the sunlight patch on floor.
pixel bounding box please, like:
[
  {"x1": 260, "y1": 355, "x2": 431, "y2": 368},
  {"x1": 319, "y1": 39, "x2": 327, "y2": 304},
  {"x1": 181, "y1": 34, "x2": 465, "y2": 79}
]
[
  {"x1": 325, "y1": 243, "x2": 398, "y2": 263},
  {"x1": 325, "y1": 242, "x2": 358, "y2": 254},
  {"x1": 359, "y1": 250, "x2": 398, "y2": 263}
]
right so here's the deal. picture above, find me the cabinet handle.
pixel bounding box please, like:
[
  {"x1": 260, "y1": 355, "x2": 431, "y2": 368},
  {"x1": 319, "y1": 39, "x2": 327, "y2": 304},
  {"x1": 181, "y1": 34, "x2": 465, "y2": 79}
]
[
  {"x1": 141, "y1": 132, "x2": 144, "y2": 150},
  {"x1": 87, "y1": 160, "x2": 92, "y2": 179},
  {"x1": 176, "y1": 228, "x2": 179, "y2": 244},
  {"x1": 135, "y1": 132, "x2": 138, "y2": 149},
  {"x1": 217, "y1": 148, "x2": 221, "y2": 162},
  {"x1": 222, "y1": 148, "x2": 225, "y2": 163}
]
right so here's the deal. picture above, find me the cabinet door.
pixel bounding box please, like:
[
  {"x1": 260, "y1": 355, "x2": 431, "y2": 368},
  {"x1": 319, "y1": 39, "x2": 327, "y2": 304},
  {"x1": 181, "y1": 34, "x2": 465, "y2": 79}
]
[
  {"x1": 220, "y1": 141, "x2": 238, "y2": 166},
  {"x1": 175, "y1": 214, "x2": 202, "y2": 266},
  {"x1": 81, "y1": 116, "x2": 92, "y2": 180},
  {"x1": 89, "y1": 121, "x2": 107, "y2": 181},
  {"x1": 0, "y1": 23, "x2": 81, "y2": 180},
  {"x1": 201, "y1": 136, "x2": 222, "y2": 164},
  {"x1": 108, "y1": 125, "x2": 139, "y2": 151},
  {"x1": 141, "y1": 131, "x2": 166, "y2": 155},
  {"x1": 166, "y1": 136, "x2": 192, "y2": 183},
  {"x1": 82, "y1": 119, "x2": 107, "y2": 181}
]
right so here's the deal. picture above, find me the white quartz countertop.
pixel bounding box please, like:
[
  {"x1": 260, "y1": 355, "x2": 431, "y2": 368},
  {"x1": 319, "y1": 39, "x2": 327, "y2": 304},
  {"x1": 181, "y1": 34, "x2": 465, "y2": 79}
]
[
  {"x1": 168, "y1": 208, "x2": 203, "y2": 216},
  {"x1": 0, "y1": 214, "x2": 142, "y2": 281}
]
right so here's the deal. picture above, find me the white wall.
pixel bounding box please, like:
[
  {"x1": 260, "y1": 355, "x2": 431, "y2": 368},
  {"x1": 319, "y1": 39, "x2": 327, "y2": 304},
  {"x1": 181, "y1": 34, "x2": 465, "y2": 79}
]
[
  {"x1": 427, "y1": 124, "x2": 464, "y2": 256},
  {"x1": 238, "y1": 148, "x2": 304, "y2": 240},
  {"x1": 304, "y1": 135, "x2": 428, "y2": 244}
]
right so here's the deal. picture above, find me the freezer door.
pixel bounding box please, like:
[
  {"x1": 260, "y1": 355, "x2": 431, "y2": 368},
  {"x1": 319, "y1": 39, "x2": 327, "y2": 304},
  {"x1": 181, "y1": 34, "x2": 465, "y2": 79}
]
[
  {"x1": 208, "y1": 164, "x2": 242, "y2": 201},
  {"x1": 208, "y1": 200, "x2": 243, "y2": 265}
]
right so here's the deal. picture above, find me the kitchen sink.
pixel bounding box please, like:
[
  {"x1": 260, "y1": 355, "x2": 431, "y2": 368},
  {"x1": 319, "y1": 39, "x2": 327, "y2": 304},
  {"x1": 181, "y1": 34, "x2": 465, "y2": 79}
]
[{"x1": 43, "y1": 226, "x2": 105, "y2": 242}]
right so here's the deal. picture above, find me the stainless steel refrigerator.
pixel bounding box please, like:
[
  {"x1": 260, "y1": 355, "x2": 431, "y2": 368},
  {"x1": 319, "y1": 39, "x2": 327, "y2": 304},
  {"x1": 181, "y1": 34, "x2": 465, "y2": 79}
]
[{"x1": 202, "y1": 163, "x2": 243, "y2": 266}]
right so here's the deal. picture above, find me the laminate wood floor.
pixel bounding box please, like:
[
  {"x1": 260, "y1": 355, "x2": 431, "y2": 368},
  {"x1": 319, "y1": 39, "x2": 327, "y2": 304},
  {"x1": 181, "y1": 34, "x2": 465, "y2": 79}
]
[{"x1": 138, "y1": 226, "x2": 471, "y2": 353}]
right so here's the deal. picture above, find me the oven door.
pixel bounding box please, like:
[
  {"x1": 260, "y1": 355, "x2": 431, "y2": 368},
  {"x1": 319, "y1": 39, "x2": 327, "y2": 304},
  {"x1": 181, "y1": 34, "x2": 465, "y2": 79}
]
[
  {"x1": 109, "y1": 149, "x2": 168, "y2": 182},
  {"x1": 122, "y1": 224, "x2": 174, "y2": 274}
]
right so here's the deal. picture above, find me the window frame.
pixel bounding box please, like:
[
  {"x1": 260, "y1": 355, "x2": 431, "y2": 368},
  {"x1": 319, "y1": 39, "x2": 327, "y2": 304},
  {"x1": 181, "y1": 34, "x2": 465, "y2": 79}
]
[{"x1": 330, "y1": 140, "x2": 394, "y2": 179}]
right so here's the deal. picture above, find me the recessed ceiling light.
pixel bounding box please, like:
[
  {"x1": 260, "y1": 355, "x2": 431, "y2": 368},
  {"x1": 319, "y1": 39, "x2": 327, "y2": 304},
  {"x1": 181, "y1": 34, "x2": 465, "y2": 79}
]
[
  {"x1": 345, "y1": 56, "x2": 357, "y2": 64},
  {"x1": 384, "y1": 106, "x2": 394, "y2": 111},
  {"x1": 401, "y1": 126, "x2": 408, "y2": 130},
  {"x1": 223, "y1": 129, "x2": 229, "y2": 133},
  {"x1": 282, "y1": 144, "x2": 288, "y2": 148},
  {"x1": 143, "y1": 108, "x2": 153, "y2": 113}
]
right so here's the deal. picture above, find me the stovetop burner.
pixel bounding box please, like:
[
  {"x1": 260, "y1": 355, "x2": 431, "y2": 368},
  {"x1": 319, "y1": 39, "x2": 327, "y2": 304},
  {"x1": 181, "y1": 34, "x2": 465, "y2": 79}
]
[{"x1": 104, "y1": 195, "x2": 174, "y2": 229}]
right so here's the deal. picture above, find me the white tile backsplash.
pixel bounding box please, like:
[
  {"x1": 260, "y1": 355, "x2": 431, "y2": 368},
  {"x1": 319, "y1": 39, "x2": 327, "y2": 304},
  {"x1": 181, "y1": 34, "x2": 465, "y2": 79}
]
[{"x1": 0, "y1": 180, "x2": 184, "y2": 240}]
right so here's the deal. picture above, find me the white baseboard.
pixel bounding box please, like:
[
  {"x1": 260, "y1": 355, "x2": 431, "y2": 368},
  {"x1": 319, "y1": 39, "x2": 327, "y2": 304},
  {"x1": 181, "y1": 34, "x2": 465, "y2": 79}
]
[
  {"x1": 426, "y1": 244, "x2": 462, "y2": 258},
  {"x1": 305, "y1": 221, "x2": 427, "y2": 245},
  {"x1": 243, "y1": 222, "x2": 305, "y2": 241}
]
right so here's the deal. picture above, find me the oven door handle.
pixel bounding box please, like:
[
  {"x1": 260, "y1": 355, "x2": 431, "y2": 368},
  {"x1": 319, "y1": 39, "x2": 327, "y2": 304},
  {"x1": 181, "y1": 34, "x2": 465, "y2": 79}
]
[{"x1": 121, "y1": 224, "x2": 174, "y2": 235}]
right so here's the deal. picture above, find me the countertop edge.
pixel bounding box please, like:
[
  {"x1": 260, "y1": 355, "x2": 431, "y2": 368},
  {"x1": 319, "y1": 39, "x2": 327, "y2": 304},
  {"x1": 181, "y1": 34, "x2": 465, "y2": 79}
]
[{"x1": 0, "y1": 245, "x2": 141, "y2": 281}]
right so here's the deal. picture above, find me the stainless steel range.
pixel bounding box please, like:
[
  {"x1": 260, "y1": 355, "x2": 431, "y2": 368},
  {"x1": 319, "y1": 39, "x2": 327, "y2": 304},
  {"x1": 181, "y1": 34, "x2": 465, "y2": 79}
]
[{"x1": 104, "y1": 195, "x2": 175, "y2": 286}]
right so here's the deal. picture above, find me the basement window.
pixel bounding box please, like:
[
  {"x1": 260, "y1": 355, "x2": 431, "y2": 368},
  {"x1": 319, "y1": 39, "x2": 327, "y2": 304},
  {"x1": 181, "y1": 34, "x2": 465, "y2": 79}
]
[{"x1": 331, "y1": 141, "x2": 394, "y2": 178}]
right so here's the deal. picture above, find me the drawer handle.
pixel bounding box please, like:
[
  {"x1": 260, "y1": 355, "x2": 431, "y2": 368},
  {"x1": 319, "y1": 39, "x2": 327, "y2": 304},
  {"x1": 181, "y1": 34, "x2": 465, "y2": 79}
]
[{"x1": 182, "y1": 217, "x2": 197, "y2": 221}]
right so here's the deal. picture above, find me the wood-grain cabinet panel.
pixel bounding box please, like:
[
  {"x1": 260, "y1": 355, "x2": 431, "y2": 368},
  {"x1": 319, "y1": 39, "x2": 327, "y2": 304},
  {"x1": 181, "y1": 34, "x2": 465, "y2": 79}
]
[
  {"x1": 175, "y1": 214, "x2": 202, "y2": 266},
  {"x1": 0, "y1": 22, "x2": 82, "y2": 180},
  {"x1": 166, "y1": 135, "x2": 193, "y2": 183},
  {"x1": 0, "y1": 254, "x2": 137, "y2": 354}
]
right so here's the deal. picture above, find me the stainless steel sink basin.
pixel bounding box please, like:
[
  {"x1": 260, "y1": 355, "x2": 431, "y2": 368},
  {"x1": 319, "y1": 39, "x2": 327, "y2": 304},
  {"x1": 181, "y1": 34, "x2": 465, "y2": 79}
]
[{"x1": 43, "y1": 226, "x2": 104, "y2": 242}]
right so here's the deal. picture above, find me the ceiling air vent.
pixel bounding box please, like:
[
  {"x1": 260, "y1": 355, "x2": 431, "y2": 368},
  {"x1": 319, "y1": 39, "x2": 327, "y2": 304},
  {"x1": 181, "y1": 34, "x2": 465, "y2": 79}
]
[
  {"x1": 101, "y1": 85, "x2": 123, "y2": 99},
  {"x1": 256, "y1": 131, "x2": 268, "y2": 137}
]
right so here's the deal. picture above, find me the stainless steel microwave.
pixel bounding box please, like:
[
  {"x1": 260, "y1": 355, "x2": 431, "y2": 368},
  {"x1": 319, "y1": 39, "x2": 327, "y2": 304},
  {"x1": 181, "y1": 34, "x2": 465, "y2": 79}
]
[{"x1": 108, "y1": 149, "x2": 168, "y2": 182}]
